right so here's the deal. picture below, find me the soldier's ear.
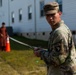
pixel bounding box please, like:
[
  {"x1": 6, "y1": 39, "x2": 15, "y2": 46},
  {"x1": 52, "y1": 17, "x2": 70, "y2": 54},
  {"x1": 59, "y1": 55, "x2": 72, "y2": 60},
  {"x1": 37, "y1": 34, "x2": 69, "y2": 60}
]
[{"x1": 59, "y1": 11, "x2": 62, "y2": 16}]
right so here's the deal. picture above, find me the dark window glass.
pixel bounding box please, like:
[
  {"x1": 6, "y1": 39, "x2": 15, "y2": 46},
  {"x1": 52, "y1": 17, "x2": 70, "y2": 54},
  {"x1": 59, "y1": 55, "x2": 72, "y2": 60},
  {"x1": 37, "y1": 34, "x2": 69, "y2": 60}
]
[
  {"x1": 40, "y1": 1, "x2": 44, "y2": 17},
  {"x1": 28, "y1": 6, "x2": 32, "y2": 19}
]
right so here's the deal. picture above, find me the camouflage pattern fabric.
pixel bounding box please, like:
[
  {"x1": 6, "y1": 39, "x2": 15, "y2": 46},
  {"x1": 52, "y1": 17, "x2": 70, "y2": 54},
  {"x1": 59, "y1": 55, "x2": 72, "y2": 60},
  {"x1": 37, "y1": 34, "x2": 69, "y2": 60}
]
[{"x1": 40, "y1": 20, "x2": 76, "y2": 75}]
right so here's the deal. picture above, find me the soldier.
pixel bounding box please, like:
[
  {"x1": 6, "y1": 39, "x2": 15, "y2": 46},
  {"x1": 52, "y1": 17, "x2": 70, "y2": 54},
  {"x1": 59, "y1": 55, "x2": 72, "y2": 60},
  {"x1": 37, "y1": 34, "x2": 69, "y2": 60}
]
[
  {"x1": 34, "y1": 2, "x2": 76, "y2": 75},
  {"x1": 0, "y1": 22, "x2": 8, "y2": 51}
]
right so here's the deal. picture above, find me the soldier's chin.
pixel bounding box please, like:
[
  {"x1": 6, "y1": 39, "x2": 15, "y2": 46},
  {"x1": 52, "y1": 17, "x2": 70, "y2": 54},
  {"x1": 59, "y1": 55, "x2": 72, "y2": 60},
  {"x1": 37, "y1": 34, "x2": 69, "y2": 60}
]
[
  {"x1": 51, "y1": 23, "x2": 56, "y2": 26},
  {"x1": 49, "y1": 22, "x2": 56, "y2": 26}
]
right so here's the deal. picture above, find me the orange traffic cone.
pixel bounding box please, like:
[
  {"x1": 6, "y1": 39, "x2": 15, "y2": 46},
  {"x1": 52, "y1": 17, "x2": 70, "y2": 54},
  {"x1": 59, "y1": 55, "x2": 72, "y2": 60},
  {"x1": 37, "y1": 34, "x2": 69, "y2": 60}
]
[{"x1": 6, "y1": 36, "x2": 11, "y2": 52}]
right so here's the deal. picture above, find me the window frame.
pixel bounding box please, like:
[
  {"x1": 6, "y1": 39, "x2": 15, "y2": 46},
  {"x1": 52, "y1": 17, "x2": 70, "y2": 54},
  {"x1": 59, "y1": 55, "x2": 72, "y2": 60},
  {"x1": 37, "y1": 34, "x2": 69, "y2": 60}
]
[
  {"x1": 0, "y1": 0, "x2": 2, "y2": 7},
  {"x1": 11, "y1": 12, "x2": 15, "y2": 23},
  {"x1": 28, "y1": 5, "x2": 32, "y2": 20},
  {"x1": 56, "y1": 0, "x2": 62, "y2": 12},
  {"x1": 19, "y1": 8, "x2": 22, "y2": 22},
  {"x1": 40, "y1": 0, "x2": 44, "y2": 17},
  {"x1": 11, "y1": 0, "x2": 14, "y2": 1}
]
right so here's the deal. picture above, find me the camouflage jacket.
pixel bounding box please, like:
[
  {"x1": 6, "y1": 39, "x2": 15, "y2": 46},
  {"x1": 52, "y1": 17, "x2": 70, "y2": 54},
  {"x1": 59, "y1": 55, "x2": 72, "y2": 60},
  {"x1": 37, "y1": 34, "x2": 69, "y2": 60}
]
[{"x1": 40, "y1": 20, "x2": 76, "y2": 75}]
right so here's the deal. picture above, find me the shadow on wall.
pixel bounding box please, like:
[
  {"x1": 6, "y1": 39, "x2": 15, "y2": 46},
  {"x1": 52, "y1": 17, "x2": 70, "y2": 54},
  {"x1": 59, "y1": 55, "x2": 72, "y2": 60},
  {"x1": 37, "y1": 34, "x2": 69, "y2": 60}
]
[
  {"x1": 6, "y1": 26, "x2": 13, "y2": 36},
  {"x1": 72, "y1": 30, "x2": 76, "y2": 47}
]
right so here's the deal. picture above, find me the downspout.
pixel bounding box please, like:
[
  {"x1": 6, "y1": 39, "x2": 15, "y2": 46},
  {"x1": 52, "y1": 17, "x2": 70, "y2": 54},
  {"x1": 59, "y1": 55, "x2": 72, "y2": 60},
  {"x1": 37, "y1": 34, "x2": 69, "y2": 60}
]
[
  {"x1": 8, "y1": 0, "x2": 10, "y2": 26},
  {"x1": 34, "y1": 0, "x2": 37, "y2": 39}
]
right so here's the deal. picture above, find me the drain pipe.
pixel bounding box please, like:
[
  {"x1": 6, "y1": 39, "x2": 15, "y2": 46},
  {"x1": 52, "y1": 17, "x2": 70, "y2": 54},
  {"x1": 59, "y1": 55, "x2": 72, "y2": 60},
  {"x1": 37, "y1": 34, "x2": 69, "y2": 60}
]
[
  {"x1": 8, "y1": 0, "x2": 10, "y2": 26},
  {"x1": 34, "y1": 0, "x2": 37, "y2": 39}
]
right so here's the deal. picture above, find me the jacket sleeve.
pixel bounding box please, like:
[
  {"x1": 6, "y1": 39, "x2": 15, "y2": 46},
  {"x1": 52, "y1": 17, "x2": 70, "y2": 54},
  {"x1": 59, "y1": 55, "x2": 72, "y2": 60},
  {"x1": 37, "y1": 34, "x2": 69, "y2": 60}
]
[{"x1": 40, "y1": 30, "x2": 72, "y2": 66}]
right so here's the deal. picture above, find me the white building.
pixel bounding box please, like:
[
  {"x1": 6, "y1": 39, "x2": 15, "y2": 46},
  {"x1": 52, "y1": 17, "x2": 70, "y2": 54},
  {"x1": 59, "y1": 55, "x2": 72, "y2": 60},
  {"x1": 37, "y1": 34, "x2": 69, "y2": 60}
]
[{"x1": 0, "y1": 0, "x2": 76, "y2": 42}]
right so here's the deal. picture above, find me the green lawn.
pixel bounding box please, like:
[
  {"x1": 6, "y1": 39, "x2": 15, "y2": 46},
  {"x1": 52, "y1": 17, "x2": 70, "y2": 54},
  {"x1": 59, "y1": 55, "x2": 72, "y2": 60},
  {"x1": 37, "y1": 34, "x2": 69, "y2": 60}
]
[{"x1": 0, "y1": 36, "x2": 47, "y2": 75}]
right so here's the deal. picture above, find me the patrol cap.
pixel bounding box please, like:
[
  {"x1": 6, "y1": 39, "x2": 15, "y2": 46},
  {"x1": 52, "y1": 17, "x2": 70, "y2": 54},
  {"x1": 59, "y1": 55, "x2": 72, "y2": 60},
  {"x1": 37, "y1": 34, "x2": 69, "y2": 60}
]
[{"x1": 44, "y1": 2, "x2": 59, "y2": 15}]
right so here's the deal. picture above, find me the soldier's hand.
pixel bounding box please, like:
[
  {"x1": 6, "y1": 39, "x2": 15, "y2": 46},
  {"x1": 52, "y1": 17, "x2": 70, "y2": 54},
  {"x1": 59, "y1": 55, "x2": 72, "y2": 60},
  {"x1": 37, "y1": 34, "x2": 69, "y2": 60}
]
[
  {"x1": 1, "y1": 34, "x2": 3, "y2": 37},
  {"x1": 34, "y1": 47, "x2": 42, "y2": 57}
]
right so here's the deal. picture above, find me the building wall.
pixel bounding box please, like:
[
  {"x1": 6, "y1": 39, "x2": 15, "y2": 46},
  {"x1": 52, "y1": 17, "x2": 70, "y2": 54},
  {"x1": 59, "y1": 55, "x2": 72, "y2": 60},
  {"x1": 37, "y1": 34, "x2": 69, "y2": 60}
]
[
  {"x1": 0, "y1": 0, "x2": 76, "y2": 42},
  {"x1": 10, "y1": 0, "x2": 35, "y2": 33},
  {"x1": 0, "y1": 0, "x2": 8, "y2": 26},
  {"x1": 62, "y1": 0, "x2": 76, "y2": 30}
]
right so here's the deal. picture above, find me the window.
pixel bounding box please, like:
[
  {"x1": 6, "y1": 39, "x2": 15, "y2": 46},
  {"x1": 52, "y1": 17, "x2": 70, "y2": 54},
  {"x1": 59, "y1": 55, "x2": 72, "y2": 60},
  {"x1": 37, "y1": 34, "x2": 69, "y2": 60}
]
[
  {"x1": 56, "y1": 0, "x2": 62, "y2": 12},
  {"x1": 28, "y1": 5, "x2": 32, "y2": 19},
  {"x1": 19, "y1": 9, "x2": 22, "y2": 21},
  {"x1": 0, "y1": 0, "x2": 2, "y2": 7},
  {"x1": 11, "y1": 12, "x2": 15, "y2": 23},
  {"x1": 40, "y1": 0, "x2": 44, "y2": 17}
]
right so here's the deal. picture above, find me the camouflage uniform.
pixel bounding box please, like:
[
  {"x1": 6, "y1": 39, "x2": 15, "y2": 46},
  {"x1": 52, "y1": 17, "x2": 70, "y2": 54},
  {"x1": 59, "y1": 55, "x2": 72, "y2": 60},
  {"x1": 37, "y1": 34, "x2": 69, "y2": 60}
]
[{"x1": 40, "y1": 20, "x2": 76, "y2": 75}]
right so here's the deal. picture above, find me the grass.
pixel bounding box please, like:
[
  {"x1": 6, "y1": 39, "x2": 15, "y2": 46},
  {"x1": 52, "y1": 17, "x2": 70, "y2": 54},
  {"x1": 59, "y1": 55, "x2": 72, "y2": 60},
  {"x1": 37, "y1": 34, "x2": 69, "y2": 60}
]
[
  {"x1": 0, "y1": 36, "x2": 47, "y2": 75},
  {"x1": 12, "y1": 36, "x2": 48, "y2": 47}
]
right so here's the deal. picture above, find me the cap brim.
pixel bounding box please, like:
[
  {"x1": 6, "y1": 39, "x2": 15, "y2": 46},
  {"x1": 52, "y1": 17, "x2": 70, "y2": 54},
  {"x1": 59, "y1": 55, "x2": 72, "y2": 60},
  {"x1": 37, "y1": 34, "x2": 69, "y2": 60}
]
[{"x1": 45, "y1": 10, "x2": 57, "y2": 15}]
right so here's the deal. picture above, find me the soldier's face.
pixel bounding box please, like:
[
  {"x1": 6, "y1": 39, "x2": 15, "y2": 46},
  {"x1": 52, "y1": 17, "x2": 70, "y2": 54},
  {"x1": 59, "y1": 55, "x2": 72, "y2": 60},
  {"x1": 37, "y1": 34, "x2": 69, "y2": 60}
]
[
  {"x1": 2, "y1": 24, "x2": 5, "y2": 27},
  {"x1": 45, "y1": 11, "x2": 62, "y2": 28}
]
